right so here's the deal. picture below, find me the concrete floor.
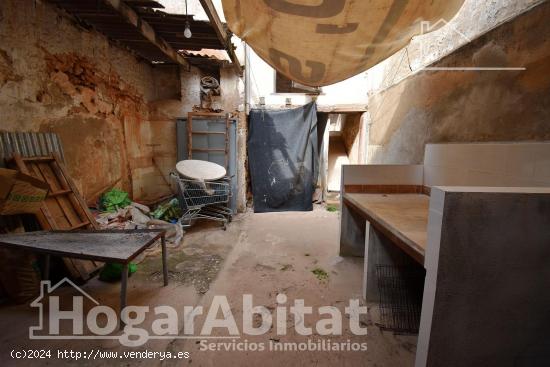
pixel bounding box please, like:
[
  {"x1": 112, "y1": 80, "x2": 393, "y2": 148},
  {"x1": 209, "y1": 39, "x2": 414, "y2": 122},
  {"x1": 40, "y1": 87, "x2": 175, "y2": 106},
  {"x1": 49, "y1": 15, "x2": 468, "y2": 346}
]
[{"x1": 0, "y1": 208, "x2": 416, "y2": 366}]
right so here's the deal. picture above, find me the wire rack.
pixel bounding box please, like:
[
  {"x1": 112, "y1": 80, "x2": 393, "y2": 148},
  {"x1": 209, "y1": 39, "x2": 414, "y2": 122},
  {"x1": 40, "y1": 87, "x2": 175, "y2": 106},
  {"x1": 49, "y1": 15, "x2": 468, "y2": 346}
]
[
  {"x1": 171, "y1": 173, "x2": 232, "y2": 229},
  {"x1": 376, "y1": 264, "x2": 425, "y2": 334}
]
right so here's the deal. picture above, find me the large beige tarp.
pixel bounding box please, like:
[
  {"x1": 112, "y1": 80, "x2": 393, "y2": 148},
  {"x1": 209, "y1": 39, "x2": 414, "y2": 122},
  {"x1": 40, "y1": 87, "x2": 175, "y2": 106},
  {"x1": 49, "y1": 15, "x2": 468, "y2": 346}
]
[{"x1": 222, "y1": 0, "x2": 464, "y2": 86}]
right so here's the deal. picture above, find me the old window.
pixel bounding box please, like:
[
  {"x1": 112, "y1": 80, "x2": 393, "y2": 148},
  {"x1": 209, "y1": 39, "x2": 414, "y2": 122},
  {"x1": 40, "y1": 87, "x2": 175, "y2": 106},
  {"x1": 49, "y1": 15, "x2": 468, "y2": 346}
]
[{"x1": 275, "y1": 71, "x2": 322, "y2": 94}]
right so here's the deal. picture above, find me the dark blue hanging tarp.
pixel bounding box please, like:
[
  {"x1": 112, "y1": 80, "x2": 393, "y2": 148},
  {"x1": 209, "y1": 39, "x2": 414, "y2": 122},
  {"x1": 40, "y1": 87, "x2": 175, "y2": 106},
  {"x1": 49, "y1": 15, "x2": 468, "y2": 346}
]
[{"x1": 248, "y1": 102, "x2": 318, "y2": 212}]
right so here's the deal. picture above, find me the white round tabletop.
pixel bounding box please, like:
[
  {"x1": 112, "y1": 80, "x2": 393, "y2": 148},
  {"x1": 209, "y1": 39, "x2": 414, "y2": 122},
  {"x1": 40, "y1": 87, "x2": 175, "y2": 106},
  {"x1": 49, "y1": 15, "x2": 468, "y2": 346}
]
[{"x1": 176, "y1": 160, "x2": 227, "y2": 181}]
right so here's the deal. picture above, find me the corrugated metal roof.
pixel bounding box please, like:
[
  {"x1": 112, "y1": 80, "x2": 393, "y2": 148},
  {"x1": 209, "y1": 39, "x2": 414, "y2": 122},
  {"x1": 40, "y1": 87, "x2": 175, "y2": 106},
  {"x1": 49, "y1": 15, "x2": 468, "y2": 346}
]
[
  {"x1": 184, "y1": 49, "x2": 230, "y2": 61},
  {"x1": 182, "y1": 49, "x2": 230, "y2": 71},
  {"x1": 47, "y1": 0, "x2": 226, "y2": 64},
  {"x1": 0, "y1": 132, "x2": 65, "y2": 167}
]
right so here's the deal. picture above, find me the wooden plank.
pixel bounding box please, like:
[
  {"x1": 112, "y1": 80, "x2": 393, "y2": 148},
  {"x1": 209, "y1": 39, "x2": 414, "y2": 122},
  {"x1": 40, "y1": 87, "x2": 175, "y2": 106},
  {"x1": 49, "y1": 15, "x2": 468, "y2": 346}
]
[
  {"x1": 70, "y1": 221, "x2": 91, "y2": 230},
  {"x1": 22, "y1": 157, "x2": 55, "y2": 162},
  {"x1": 48, "y1": 157, "x2": 91, "y2": 228},
  {"x1": 11, "y1": 154, "x2": 103, "y2": 280},
  {"x1": 225, "y1": 113, "x2": 230, "y2": 169},
  {"x1": 11, "y1": 154, "x2": 81, "y2": 278},
  {"x1": 188, "y1": 112, "x2": 193, "y2": 160},
  {"x1": 11, "y1": 154, "x2": 56, "y2": 230},
  {"x1": 189, "y1": 111, "x2": 231, "y2": 118},
  {"x1": 198, "y1": 0, "x2": 243, "y2": 75},
  {"x1": 343, "y1": 193, "x2": 429, "y2": 265},
  {"x1": 52, "y1": 153, "x2": 99, "y2": 230},
  {"x1": 48, "y1": 159, "x2": 87, "y2": 225},
  {"x1": 191, "y1": 148, "x2": 225, "y2": 152},
  {"x1": 191, "y1": 131, "x2": 226, "y2": 135},
  {"x1": 50, "y1": 154, "x2": 103, "y2": 276},
  {"x1": 29, "y1": 161, "x2": 88, "y2": 276},
  {"x1": 36, "y1": 162, "x2": 81, "y2": 228},
  {"x1": 101, "y1": 0, "x2": 190, "y2": 68},
  {"x1": 49, "y1": 189, "x2": 72, "y2": 197}
]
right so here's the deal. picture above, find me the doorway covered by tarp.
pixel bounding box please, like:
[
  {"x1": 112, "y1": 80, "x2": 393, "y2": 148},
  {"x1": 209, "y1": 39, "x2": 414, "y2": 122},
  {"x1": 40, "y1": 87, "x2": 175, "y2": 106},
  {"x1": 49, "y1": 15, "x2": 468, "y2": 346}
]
[{"x1": 248, "y1": 102, "x2": 318, "y2": 212}]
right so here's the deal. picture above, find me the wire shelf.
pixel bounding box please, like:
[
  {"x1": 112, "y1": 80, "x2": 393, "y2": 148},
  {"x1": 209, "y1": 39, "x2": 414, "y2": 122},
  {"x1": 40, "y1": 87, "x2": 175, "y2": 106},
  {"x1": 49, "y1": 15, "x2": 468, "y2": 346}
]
[{"x1": 376, "y1": 264, "x2": 425, "y2": 334}]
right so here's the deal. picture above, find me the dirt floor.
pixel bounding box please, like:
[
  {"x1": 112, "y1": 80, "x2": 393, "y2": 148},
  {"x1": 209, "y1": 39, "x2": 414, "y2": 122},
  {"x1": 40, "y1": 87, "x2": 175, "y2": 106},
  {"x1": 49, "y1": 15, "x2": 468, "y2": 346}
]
[{"x1": 0, "y1": 207, "x2": 416, "y2": 366}]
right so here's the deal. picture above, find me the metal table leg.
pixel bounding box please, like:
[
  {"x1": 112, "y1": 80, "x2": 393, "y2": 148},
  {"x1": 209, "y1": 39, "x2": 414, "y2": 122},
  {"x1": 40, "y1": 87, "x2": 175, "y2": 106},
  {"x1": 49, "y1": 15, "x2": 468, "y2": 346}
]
[
  {"x1": 120, "y1": 263, "x2": 128, "y2": 330},
  {"x1": 161, "y1": 235, "x2": 169, "y2": 286}
]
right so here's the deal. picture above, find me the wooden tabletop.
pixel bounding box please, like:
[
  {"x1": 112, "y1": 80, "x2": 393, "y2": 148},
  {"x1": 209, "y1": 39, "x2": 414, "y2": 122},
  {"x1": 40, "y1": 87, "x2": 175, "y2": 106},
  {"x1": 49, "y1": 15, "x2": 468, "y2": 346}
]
[
  {"x1": 343, "y1": 193, "x2": 430, "y2": 264},
  {"x1": 0, "y1": 229, "x2": 165, "y2": 264}
]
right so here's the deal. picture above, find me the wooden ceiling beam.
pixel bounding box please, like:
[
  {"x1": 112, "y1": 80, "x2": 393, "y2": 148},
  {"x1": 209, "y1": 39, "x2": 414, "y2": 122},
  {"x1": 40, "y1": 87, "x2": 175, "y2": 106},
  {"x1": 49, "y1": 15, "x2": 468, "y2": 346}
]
[
  {"x1": 198, "y1": 0, "x2": 243, "y2": 76},
  {"x1": 101, "y1": 0, "x2": 190, "y2": 67}
]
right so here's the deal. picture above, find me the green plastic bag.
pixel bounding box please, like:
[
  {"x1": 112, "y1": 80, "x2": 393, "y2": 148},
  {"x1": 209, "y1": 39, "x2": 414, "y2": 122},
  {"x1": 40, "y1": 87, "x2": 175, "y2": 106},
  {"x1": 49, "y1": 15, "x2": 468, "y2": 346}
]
[
  {"x1": 100, "y1": 188, "x2": 131, "y2": 212},
  {"x1": 99, "y1": 263, "x2": 137, "y2": 282},
  {"x1": 151, "y1": 198, "x2": 182, "y2": 221}
]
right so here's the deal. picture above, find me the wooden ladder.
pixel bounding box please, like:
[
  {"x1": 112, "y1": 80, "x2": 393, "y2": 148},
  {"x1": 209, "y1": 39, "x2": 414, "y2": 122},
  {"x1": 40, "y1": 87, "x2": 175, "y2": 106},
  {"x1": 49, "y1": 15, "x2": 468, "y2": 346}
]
[{"x1": 11, "y1": 153, "x2": 102, "y2": 280}]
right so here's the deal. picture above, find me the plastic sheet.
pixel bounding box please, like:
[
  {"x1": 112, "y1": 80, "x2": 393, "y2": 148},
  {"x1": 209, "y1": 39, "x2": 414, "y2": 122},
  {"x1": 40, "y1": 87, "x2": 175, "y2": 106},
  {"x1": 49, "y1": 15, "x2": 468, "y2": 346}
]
[{"x1": 223, "y1": 0, "x2": 464, "y2": 86}]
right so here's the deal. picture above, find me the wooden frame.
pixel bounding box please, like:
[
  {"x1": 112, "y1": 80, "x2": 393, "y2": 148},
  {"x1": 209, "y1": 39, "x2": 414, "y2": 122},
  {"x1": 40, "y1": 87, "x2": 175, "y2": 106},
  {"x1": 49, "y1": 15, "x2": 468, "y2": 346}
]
[
  {"x1": 11, "y1": 153, "x2": 102, "y2": 280},
  {"x1": 187, "y1": 112, "x2": 231, "y2": 169},
  {"x1": 102, "y1": 0, "x2": 190, "y2": 68},
  {"x1": 198, "y1": 0, "x2": 243, "y2": 75}
]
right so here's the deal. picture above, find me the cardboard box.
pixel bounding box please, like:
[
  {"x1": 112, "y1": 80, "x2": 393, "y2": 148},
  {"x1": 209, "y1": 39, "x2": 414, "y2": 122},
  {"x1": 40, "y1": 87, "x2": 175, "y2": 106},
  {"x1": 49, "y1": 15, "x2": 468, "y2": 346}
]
[{"x1": 0, "y1": 168, "x2": 49, "y2": 215}]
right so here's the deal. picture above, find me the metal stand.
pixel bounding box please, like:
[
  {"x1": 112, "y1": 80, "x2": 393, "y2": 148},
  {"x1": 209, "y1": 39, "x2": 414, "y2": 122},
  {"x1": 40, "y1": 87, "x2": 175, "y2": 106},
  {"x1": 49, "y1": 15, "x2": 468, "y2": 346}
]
[
  {"x1": 119, "y1": 235, "x2": 168, "y2": 330},
  {"x1": 161, "y1": 235, "x2": 168, "y2": 286},
  {"x1": 120, "y1": 263, "x2": 128, "y2": 330}
]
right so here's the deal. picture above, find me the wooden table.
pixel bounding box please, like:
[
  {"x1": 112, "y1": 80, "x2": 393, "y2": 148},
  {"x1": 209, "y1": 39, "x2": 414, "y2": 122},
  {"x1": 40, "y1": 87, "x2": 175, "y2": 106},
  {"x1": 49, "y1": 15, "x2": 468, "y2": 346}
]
[
  {"x1": 0, "y1": 229, "x2": 167, "y2": 327},
  {"x1": 343, "y1": 193, "x2": 430, "y2": 264}
]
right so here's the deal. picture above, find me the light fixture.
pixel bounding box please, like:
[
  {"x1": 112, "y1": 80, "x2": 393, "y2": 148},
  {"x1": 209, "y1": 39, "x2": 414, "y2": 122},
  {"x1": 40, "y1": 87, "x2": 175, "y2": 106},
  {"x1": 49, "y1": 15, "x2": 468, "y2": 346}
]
[
  {"x1": 184, "y1": 21, "x2": 192, "y2": 38},
  {"x1": 184, "y1": 0, "x2": 192, "y2": 38}
]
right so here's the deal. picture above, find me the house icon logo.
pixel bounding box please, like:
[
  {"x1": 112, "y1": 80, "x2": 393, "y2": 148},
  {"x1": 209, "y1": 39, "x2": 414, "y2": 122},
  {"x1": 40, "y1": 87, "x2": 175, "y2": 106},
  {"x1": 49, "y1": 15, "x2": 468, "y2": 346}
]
[
  {"x1": 29, "y1": 278, "x2": 101, "y2": 339},
  {"x1": 417, "y1": 19, "x2": 526, "y2": 72},
  {"x1": 420, "y1": 19, "x2": 472, "y2": 44}
]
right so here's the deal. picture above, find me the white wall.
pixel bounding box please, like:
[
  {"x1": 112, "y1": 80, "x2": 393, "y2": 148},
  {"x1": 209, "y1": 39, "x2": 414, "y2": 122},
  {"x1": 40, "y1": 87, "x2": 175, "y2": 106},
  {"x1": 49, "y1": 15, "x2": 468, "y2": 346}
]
[
  {"x1": 424, "y1": 143, "x2": 550, "y2": 188},
  {"x1": 245, "y1": 48, "x2": 368, "y2": 110}
]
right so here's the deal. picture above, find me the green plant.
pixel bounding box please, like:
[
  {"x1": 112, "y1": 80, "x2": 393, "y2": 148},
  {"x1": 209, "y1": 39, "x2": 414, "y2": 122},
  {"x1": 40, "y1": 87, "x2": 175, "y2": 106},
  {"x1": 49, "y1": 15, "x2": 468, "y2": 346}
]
[{"x1": 311, "y1": 267, "x2": 329, "y2": 281}]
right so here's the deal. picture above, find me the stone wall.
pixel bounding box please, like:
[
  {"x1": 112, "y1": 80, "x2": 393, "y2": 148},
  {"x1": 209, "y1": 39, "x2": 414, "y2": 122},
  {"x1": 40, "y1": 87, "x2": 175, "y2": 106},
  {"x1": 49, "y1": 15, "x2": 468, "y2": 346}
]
[
  {"x1": 0, "y1": 0, "x2": 245, "y2": 208},
  {"x1": 366, "y1": 0, "x2": 550, "y2": 165}
]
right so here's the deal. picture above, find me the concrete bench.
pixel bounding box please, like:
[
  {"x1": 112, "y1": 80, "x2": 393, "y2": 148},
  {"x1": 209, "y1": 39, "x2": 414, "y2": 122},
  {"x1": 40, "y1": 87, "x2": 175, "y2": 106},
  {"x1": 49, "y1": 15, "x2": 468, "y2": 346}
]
[{"x1": 339, "y1": 142, "x2": 550, "y2": 367}]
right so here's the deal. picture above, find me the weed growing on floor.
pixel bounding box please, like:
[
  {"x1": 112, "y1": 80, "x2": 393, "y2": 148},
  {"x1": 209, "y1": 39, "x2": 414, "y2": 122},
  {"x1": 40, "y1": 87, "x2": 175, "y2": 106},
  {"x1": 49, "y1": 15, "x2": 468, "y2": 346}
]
[
  {"x1": 280, "y1": 264, "x2": 293, "y2": 271},
  {"x1": 326, "y1": 204, "x2": 339, "y2": 212},
  {"x1": 311, "y1": 267, "x2": 329, "y2": 281}
]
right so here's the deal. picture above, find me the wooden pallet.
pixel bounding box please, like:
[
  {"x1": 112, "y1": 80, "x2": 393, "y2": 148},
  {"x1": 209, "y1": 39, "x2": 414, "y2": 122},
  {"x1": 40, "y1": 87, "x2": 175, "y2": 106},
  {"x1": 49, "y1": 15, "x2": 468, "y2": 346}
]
[{"x1": 11, "y1": 153, "x2": 102, "y2": 280}]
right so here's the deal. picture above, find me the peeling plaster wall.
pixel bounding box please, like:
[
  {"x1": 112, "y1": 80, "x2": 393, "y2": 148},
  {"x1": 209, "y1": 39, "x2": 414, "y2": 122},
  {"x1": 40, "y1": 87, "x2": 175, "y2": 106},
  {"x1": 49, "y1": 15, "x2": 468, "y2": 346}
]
[
  {"x1": 366, "y1": 0, "x2": 550, "y2": 165},
  {"x1": 0, "y1": 0, "x2": 245, "y2": 208},
  {"x1": 0, "y1": 0, "x2": 159, "y2": 203}
]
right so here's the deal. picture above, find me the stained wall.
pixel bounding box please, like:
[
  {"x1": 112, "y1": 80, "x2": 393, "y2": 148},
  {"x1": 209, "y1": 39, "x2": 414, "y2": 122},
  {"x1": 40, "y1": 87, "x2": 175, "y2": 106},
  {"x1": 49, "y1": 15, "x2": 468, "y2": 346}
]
[
  {"x1": 0, "y1": 0, "x2": 245, "y2": 208},
  {"x1": 366, "y1": 0, "x2": 550, "y2": 165}
]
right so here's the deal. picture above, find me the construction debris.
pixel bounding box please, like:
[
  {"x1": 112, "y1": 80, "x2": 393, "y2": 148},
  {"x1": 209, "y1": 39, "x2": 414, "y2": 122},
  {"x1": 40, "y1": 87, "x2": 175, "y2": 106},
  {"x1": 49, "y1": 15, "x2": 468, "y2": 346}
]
[{"x1": 94, "y1": 195, "x2": 184, "y2": 261}]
